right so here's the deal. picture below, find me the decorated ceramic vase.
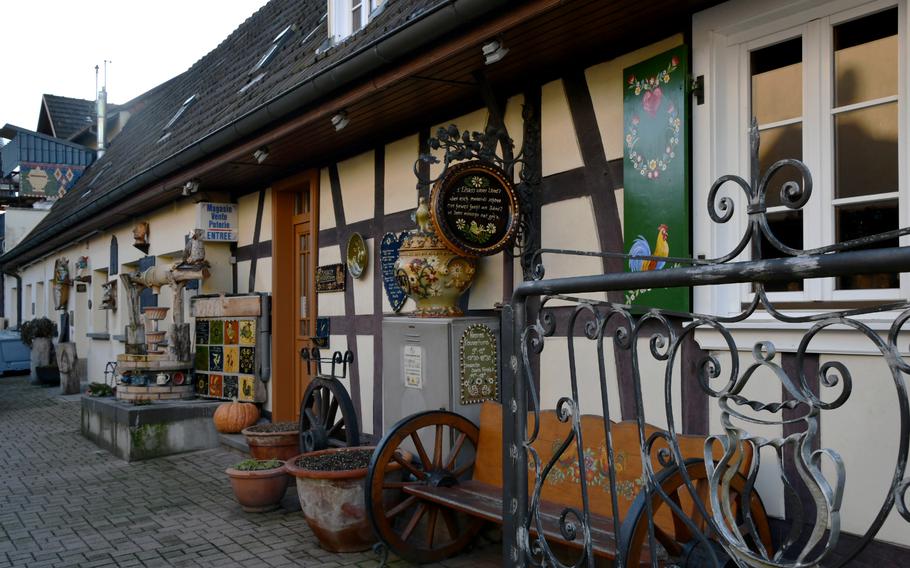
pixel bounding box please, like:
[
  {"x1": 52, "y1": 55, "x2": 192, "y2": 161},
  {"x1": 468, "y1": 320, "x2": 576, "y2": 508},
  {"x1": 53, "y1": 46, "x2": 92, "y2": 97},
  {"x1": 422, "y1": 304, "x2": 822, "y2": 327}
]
[{"x1": 395, "y1": 197, "x2": 477, "y2": 317}]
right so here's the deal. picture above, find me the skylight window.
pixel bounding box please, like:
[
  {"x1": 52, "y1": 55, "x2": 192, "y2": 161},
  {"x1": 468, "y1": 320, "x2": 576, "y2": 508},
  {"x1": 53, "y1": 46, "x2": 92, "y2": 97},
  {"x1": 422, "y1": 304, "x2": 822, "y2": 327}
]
[
  {"x1": 249, "y1": 25, "x2": 297, "y2": 77},
  {"x1": 163, "y1": 94, "x2": 197, "y2": 132}
]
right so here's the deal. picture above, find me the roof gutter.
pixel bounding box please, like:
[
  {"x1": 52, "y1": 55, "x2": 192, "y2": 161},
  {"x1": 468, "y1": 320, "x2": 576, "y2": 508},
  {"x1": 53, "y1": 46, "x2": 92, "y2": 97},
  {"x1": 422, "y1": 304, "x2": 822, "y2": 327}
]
[{"x1": 0, "y1": 0, "x2": 511, "y2": 272}]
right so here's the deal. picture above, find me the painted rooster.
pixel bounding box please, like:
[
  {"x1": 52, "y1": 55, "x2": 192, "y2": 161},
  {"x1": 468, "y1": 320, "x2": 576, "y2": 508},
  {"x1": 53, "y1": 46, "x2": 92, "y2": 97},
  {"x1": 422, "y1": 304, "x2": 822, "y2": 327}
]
[{"x1": 628, "y1": 224, "x2": 669, "y2": 271}]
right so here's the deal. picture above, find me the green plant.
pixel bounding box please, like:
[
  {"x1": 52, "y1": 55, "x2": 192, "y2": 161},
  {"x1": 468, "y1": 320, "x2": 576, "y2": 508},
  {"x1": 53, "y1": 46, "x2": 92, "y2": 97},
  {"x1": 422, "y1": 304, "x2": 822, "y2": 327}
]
[
  {"x1": 87, "y1": 382, "x2": 113, "y2": 397},
  {"x1": 233, "y1": 459, "x2": 283, "y2": 471},
  {"x1": 20, "y1": 317, "x2": 58, "y2": 348}
]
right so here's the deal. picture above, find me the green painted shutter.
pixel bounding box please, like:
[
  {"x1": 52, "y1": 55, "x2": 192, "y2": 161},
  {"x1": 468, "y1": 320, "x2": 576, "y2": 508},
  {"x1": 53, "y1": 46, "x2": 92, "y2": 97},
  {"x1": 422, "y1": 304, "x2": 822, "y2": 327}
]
[{"x1": 622, "y1": 45, "x2": 691, "y2": 312}]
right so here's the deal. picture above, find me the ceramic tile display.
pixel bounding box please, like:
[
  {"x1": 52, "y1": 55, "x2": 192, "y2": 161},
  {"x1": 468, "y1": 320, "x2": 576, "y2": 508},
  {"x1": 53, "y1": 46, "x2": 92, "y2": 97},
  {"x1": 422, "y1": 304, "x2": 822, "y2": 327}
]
[{"x1": 191, "y1": 294, "x2": 267, "y2": 402}]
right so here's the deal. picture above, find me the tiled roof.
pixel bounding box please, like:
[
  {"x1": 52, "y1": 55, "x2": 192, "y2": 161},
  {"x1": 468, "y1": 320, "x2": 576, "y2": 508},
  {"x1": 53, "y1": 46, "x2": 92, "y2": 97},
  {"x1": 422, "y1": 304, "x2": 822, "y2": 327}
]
[
  {"x1": 41, "y1": 94, "x2": 96, "y2": 140},
  {"x1": 6, "y1": 0, "x2": 457, "y2": 265}
]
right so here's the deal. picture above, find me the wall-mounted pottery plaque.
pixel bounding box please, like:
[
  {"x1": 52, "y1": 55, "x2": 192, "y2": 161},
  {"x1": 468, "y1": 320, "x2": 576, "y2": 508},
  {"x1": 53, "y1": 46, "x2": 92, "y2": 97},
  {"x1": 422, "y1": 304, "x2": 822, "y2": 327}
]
[
  {"x1": 346, "y1": 232, "x2": 368, "y2": 279},
  {"x1": 459, "y1": 323, "x2": 498, "y2": 405},
  {"x1": 315, "y1": 263, "x2": 346, "y2": 293},
  {"x1": 379, "y1": 232, "x2": 407, "y2": 312},
  {"x1": 430, "y1": 160, "x2": 519, "y2": 257}
]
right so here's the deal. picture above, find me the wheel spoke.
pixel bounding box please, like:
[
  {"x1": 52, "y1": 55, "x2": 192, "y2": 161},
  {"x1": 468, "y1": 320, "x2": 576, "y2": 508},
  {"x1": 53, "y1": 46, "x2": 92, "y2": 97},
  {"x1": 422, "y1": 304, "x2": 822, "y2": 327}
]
[
  {"x1": 410, "y1": 432, "x2": 433, "y2": 470},
  {"x1": 327, "y1": 397, "x2": 339, "y2": 429},
  {"x1": 385, "y1": 494, "x2": 417, "y2": 519},
  {"x1": 310, "y1": 390, "x2": 322, "y2": 420},
  {"x1": 444, "y1": 432, "x2": 468, "y2": 470},
  {"x1": 426, "y1": 506, "x2": 439, "y2": 549},
  {"x1": 392, "y1": 452, "x2": 426, "y2": 479},
  {"x1": 319, "y1": 387, "x2": 330, "y2": 423},
  {"x1": 441, "y1": 508, "x2": 459, "y2": 540},
  {"x1": 433, "y1": 424, "x2": 444, "y2": 469},
  {"x1": 452, "y1": 460, "x2": 475, "y2": 479},
  {"x1": 304, "y1": 408, "x2": 319, "y2": 429},
  {"x1": 401, "y1": 503, "x2": 427, "y2": 542},
  {"x1": 328, "y1": 418, "x2": 345, "y2": 437}
]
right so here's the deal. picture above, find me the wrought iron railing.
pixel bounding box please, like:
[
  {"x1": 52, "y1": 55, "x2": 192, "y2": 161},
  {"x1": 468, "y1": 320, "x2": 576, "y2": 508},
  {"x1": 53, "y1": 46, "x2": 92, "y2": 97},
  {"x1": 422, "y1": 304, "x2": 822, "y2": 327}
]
[{"x1": 500, "y1": 125, "x2": 910, "y2": 567}]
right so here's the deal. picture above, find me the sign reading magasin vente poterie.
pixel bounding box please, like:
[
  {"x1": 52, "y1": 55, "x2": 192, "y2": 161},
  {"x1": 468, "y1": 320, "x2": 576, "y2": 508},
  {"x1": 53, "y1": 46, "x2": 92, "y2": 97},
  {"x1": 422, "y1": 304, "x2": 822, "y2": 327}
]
[{"x1": 196, "y1": 202, "x2": 239, "y2": 242}]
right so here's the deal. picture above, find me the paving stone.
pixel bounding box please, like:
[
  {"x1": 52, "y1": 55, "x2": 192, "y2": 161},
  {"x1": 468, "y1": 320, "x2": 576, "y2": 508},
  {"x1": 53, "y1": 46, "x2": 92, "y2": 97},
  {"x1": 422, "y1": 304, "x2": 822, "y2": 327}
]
[{"x1": 0, "y1": 375, "x2": 501, "y2": 567}]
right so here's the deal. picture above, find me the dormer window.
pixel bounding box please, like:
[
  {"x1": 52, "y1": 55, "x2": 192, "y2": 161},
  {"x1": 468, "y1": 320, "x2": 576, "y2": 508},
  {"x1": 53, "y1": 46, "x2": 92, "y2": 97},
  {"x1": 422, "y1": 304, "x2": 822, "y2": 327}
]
[
  {"x1": 163, "y1": 94, "x2": 197, "y2": 131},
  {"x1": 249, "y1": 25, "x2": 296, "y2": 77},
  {"x1": 328, "y1": 0, "x2": 383, "y2": 43}
]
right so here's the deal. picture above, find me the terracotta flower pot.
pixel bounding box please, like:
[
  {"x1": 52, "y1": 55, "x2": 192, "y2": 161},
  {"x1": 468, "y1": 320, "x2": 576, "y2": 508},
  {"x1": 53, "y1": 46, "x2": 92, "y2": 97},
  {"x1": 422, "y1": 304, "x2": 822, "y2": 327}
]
[
  {"x1": 242, "y1": 423, "x2": 301, "y2": 461},
  {"x1": 225, "y1": 461, "x2": 288, "y2": 513},
  {"x1": 285, "y1": 447, "x2": 378, "y2": 552}
]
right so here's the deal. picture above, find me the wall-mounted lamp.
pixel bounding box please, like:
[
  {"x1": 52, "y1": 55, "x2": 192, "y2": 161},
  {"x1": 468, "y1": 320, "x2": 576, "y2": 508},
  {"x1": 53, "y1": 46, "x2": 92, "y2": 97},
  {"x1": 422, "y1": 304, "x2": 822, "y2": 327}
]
[
  {"x1": 482, "y1": 39, "x2": 509, "y2": 65},
  {"x1": 253, "y1": 146, "x2": 270, "y2": 164},
  {"x1": 182, "y1": 179, "x2": 200, "y2": 197},
  {"x1": 331, "y1": 110, "x2": 349, "y2": 131}
]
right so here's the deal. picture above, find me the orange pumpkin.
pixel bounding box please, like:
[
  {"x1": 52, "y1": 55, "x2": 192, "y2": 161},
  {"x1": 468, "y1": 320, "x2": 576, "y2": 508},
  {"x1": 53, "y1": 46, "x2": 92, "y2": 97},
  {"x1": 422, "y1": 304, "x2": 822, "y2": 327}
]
[{"x1": 213, "y1": 401, "x2": 260, "y2": 433}]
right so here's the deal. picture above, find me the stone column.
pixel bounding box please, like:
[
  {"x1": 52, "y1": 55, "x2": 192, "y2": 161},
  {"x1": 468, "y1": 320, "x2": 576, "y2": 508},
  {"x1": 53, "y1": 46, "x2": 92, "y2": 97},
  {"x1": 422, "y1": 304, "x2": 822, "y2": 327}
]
[
  {"x1": 57, "y1": 342, "x2": 79, "y2": 395},
  {"x1": 29, "y1": 337, "x2": 52, "y2": 385}
]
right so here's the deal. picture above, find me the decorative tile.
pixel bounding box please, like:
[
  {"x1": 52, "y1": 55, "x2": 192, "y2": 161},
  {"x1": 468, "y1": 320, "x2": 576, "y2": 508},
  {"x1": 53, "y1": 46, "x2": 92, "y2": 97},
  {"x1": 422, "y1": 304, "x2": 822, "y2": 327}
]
[
  {"x1": 195, "y1": 373, "x2": 209, "y2": 395},
  {"x1": 209, "y1": 374, "x2": 223, "y2": 398},
  {"x1": 210, "y1": 320, "x2": 224, "y2": 345},
  {"x1": 223, "y1": 376, "x2": 238, "y2": 400},
  {"x1": 195, "y1": 320, "x2": 209, "y2": 345},
  {"x1": 209, "y1": 346, "x2": 224, "y2": 372},
  {"x1": 195, "y1": 346, "x2": 209, "y2": 372},
  {"x1": 239, "y1": 320, "x2": 256, "y2": 345},
  {"x1": 224, "y1": 320, "x2": 239, "y2": 345},
  {"x1": 224, "y1": 346, "x2": 239, "y2": 373},
  {"x1": 239, "y1": 375, "x2": 255, "y2": 401},
  {"x1": 239, "y1": 346, "x2": 255, "y2": 374}
]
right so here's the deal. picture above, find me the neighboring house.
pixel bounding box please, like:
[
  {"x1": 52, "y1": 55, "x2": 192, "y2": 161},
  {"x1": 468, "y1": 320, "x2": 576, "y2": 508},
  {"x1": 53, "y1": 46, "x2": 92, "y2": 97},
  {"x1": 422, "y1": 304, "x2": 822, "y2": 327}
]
[{"x1": 0, "y1": 0, "x2": 907, "y2": 562}]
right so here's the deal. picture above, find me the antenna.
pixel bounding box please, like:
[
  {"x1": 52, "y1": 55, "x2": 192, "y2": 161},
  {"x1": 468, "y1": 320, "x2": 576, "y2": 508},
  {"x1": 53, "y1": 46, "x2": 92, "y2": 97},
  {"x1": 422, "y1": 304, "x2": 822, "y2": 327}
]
[{"x1": 95, "y1": 65, "x2": 99, "y2": 99}]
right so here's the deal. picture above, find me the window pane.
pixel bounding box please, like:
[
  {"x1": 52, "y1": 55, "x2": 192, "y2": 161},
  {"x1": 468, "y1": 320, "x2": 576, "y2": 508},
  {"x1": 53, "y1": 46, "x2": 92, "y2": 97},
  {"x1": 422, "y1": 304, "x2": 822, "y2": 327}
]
[
  {"x1": 834, "y1": 102, "x2": 898, "y2": 198},
  {"x1": 352, "y1": 5, "x2": 362, "y2": 32},
  {"x1": 295, "y1": 188, "x2": 310, "y2": 215},
  {"x1": 836, "y1": 200, "x2": 899, "y2": 289},
  {"x1": 758, "y1": 210, "x2": 804, "y2": 292},
  {"x1": 751, "y1": 38, "x2": 802, "y2": 124},
  {"x1": 834, "y1": 8, "x2": 898, "y2": 107},
  {"x1": 758, "y1": 124, "x2": 802, "y2": 207}
]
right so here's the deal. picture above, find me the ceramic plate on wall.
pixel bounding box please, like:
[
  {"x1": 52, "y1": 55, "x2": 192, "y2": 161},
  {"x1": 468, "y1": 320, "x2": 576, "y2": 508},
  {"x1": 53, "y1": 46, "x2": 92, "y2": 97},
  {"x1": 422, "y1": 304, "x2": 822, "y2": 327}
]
[{"x1": 346, "y1": 232, "x2": 368, "y2": 279}]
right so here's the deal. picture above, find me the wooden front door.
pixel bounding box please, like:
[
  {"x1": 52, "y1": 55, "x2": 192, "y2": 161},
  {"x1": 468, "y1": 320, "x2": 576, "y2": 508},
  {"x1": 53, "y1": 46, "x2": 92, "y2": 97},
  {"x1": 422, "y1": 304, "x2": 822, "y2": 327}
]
[{"x1": 272, "y1": 171, "x2": 319, "y2": 421}]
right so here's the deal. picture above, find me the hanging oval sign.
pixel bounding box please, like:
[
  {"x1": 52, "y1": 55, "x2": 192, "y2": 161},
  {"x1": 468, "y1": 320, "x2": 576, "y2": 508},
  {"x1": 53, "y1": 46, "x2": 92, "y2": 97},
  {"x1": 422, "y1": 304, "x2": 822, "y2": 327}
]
[
  {"x1": 346, "y1": 232, "x2": 368, "y2": 279},
  {"x1": 429, "y1": 160, "x2": 520, "y2": 257}
]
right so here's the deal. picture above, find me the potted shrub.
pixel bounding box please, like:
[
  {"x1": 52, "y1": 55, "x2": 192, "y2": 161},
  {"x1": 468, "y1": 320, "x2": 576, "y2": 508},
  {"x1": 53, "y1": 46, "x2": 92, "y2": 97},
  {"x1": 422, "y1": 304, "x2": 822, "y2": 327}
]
[
  {"x1": 285, "y1": 446, "x2": 380, "y2": 552},
  {"x1": 21, "y1": 318, "x2": 58, "y2": 386},
  {"x1": 241, "y1": 421, "x2": 300, "y2": 461},
  {"x1": 225, "y1": 459, "x2": 288, "y2": 513}
]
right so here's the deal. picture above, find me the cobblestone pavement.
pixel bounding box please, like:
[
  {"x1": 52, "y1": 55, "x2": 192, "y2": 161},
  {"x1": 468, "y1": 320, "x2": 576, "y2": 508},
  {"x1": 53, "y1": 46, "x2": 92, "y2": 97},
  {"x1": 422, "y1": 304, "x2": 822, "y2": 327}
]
[{"x1": 0, "y1": 375, "x2": 501, "y2": 568}]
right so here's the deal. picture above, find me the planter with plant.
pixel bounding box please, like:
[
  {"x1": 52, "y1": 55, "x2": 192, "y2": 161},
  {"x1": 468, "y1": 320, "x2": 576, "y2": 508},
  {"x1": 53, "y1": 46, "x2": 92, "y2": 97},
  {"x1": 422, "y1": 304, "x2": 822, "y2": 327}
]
[
  {"x1": 285, "y1": 446, "x2": 385, "y2": 552},
  {"x1": 241, "y1": 421, "x2": 300, "y2": 461},
  {"x1": 225, "y1": 459, "x2": 288, "y2": 513},
  {"x1": 21, "y1": 318, "x2": 58, "y2": 386}
]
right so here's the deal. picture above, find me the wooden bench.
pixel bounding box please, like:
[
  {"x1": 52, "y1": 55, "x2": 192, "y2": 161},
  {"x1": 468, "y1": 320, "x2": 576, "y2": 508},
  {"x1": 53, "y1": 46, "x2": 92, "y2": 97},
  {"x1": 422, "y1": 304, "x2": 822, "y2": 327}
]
[{"x1": 365, "y1": 402, "x2": 772, "y2": 565}]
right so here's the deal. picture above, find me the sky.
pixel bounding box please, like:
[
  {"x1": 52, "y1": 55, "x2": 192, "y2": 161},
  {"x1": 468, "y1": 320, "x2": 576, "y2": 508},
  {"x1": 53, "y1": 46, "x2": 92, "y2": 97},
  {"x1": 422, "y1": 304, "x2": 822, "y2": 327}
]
[{"x1": 1, "y1": 0, "x2": 270, "y2": 135}]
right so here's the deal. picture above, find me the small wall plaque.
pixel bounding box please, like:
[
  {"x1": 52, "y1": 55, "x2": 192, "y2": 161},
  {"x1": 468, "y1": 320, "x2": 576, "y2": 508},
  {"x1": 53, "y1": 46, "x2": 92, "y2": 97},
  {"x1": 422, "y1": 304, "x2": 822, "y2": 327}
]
[
  {"x1": 459, "y1": 323, "x2": 498, "y2": 405},
  {"x1": 380, "y1": 232, "x2": 407, "y2": 312},
  {"x1": 315, "y1": 263, "x2": 346, "y2": 293}
]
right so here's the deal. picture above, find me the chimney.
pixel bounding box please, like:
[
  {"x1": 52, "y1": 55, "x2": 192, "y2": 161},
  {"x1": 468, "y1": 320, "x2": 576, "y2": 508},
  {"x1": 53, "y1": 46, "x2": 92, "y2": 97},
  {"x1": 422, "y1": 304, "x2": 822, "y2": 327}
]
[{"x1": 96, "y1": 63, "x2": 108, "y2": 157}]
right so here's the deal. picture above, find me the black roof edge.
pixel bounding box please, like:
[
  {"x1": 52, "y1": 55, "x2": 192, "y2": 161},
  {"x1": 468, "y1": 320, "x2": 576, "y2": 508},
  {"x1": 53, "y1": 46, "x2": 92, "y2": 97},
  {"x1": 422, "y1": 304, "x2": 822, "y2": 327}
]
[{"x1": 0, "y1": 0, "x2": 508, "y2": 271}]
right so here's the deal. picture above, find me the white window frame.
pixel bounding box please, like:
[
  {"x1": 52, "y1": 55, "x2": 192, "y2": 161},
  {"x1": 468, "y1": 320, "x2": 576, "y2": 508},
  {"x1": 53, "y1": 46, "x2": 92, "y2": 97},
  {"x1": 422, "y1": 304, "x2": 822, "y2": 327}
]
[
  {"x1": 693, "y1": 0, "x2": 909, "y2": 326},
  {"x1": 328, "y1": 0, "x2": 378, "y2": 43}
]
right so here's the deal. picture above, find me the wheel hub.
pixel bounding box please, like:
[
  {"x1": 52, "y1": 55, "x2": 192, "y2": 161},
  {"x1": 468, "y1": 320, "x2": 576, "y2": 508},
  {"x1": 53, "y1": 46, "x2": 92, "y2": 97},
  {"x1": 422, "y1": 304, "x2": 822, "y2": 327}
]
[{"x1": 302, "y1": 425, "x2": 329, "y2": 452}]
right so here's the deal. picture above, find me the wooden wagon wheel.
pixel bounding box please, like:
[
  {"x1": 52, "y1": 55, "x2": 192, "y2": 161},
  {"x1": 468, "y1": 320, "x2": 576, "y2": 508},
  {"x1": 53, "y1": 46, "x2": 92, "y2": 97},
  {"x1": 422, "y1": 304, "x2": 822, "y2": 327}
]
[
  {"x1": 366, "y1": 410, "x2": 483, "y2": 564},
  {"x1": 620, "y1": 459, "x2": 773, "y2": 567},
  {"x1": 298, "y1": 377, "x2": 360, "y2": 452}
]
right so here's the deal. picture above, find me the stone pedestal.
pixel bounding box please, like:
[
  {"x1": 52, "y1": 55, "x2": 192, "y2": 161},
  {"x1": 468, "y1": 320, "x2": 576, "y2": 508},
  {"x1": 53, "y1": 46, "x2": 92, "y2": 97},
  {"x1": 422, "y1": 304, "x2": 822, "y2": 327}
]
[
  {"x1": 57, "y1": 342, "x2": 80, "y2": 395},
  {"x1": 29, "y1": 337, "x2": 52, "y2": 385}
]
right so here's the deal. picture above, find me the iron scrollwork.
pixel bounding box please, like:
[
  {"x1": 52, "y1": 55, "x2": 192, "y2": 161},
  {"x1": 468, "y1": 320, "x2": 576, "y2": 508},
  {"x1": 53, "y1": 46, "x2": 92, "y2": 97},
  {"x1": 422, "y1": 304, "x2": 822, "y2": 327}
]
[
  {"x1": 507, "y1": 123, "x2": 910, "y2": 567},
  {"x1": 413, "y1": 103, "x2": 542, "y2": 277}
]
